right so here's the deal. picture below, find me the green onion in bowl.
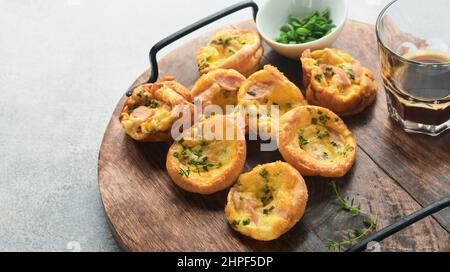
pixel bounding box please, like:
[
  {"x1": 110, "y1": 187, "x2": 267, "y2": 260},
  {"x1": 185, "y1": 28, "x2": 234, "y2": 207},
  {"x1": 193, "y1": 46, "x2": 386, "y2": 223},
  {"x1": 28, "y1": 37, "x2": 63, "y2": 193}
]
[{"x1": 275, "y1": 9, "x2": 336, "y2": 44}]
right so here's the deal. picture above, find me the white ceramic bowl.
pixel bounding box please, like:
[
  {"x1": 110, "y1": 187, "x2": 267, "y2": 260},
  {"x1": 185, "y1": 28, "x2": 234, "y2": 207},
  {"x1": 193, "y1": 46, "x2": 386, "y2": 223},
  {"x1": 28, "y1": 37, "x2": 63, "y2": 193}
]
[{"x1": 256, "y1": 0, "x2": 348, "y2": 59}]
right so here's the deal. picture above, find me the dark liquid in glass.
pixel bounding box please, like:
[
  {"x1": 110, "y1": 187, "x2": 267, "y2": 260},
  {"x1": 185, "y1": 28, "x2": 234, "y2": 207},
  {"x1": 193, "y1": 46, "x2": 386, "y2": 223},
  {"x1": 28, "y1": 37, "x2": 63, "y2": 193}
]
[{"x1": 384, "y1": 51, "x2": 450, "y2": 125}]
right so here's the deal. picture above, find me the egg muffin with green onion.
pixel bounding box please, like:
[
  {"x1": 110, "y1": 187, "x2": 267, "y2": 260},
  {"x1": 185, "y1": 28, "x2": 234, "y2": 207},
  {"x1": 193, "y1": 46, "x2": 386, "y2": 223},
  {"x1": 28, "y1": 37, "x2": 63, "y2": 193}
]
[
  {"x1": 278, "y1": 105, "x2": 356, "y2": 177},
  {"x1": 237, "y1": 65, "x2": 308, "y2": 136},
  {"x1": 197, "y1": 28, "x2": 263, "y2": 76},
  {"x1": 191, "y1": 69, "x2": 246, "y2": 113},
  {"x1": 166, "y1": 115, "x2": 246, "y2": 194},
  {"x1": 225, "y1": 161, "x2": 308, "y2": 241},
  {"x1": 301, "y1": 48, "x2": 377, "y2": 116},
  {"x1": 119, "y1": 80, "x2": 194, "y2": 142}
]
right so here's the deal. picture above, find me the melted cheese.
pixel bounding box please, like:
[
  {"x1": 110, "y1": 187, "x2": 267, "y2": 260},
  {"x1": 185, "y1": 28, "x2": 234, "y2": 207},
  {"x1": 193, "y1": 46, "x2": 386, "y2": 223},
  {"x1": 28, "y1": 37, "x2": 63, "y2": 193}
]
[
  {"x1": 172, "y1": 139, "x2": 238, "y2": 183},
  {"x1": 285, "y1": 107, "x2": 355, "y2": 164},
  {"x1": 210, "y1": 89, "x2": 237, "y2": 112},
  {"x1": 239, "y1": 65, "x2": 306, "y2": 114},
  {"x1": 237, "y1": 66, "x2": 307, "y2": 135},
  {"x1": 197, "y1": 29, "x2": 258, "y2": 72},
  {"x1": 311, "y1": 48, "x2": 353, "y2": 65},
  {"x1": 141, "y1": 108, "x2": 173, "y2": 134},
  {"x1": 299, "y1": 125, "x2": 348, "y2": 163},
  {"x1": 241, "y1": 66, "x2": 305, "y2": 115}
]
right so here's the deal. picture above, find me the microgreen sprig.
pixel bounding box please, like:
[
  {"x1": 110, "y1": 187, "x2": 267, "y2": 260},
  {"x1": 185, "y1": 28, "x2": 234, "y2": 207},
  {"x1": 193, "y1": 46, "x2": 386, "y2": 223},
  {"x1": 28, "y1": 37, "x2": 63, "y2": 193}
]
[
  {"x1": 329, "y1": 181, "x2": 361, "y2": 216},
  {"x1": 325, "y1": 218, "x2": 377, "y2": 251},
  {"x1": 326, "y1": 181, "x2": 378, "y2": 251}
]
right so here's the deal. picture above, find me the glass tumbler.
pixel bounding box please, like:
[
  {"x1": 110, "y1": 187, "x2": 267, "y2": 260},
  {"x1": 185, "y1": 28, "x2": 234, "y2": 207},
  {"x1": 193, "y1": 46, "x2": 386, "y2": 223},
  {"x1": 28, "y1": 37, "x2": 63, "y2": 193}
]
[{"x1": 376, "y1": 0, "x2": 450, "y2": 136}]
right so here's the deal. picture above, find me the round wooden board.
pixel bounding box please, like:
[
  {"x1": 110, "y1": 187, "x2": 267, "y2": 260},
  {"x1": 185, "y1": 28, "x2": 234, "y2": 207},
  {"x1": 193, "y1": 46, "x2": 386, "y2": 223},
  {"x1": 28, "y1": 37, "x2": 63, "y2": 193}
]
[{"x1": 98, "y1": 20, "x2": 450, "y2": 252}]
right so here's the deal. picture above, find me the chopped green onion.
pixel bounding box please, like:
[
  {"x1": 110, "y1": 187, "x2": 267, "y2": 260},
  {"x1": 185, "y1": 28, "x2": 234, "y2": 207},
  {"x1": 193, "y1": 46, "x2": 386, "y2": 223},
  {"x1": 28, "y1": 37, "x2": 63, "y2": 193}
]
[{"x1": 275, "y1": 9, "x2": 335, "y2": 44}]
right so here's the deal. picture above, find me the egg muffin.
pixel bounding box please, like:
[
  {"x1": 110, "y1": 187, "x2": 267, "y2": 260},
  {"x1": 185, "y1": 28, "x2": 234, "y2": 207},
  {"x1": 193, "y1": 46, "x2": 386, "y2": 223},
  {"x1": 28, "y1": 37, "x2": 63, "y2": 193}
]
[
  {"x1": 278, "y1": 105, "x2": 356, "y2": 177},
  {"x1": 166, "y1": 115, "x2": 246, "y2": 194},
  {"x1": 119, "y1": 80, "x2": 194, "y2": 142},
  {"x1": 225, "y1": 161, "x2": 308, "y2": 241},
  {"x1": 197, "y1": 28, "x2": 263, "y2": 76},
  {"x1": 301, "y1": 48, "x2": 377, "y2": 116},
  {"x1": 191, "y1": 69, "x2": 246, "y2": 113},
  {"x1": 237, "y1": 65, "x2": 308, "y2": 135}
]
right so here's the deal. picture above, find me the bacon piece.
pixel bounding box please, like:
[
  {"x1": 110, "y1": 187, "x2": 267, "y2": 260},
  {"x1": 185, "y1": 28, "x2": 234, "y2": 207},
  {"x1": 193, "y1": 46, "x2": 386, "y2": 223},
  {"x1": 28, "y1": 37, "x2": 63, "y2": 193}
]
[
  {"x1": 310, "y1": 149, "x2": 323, "y2": 160},
  {"x1": 216, "y1": 74, "x2": 245, "y2": 91},
  {"x1": 244, "y1": 198, "x2": 259, "y2": 225},
  {"x1": 301, "y1": 49, "x2": 312, "y2": 59},
  {"x1": 328, "y1": 128, "x2": 340, "y2": 141},
  {"x1": 351, "y1": 60, "x2": 362, "y2": 84},
  {"x1": 243, "y1": 82, "x2": 271, "y2": 100},
  {"x1": 232, "y1": 191, "x2": 259, "y2": 225},
  {"x1": 196, "y1": 83, "x2": 222, "y2": 109},
  {"x1": 274, "y1": 208, "x2": 291, "y2": 221},
  {"x1": 160, "y1": 103, "x2": 171, "y2": 110},
  {"x1": 232, "y1": 191, "x2": 242, "y2": 210},
  {"x1": 320, "y1": 65, "x2": 351, "y2": 87},
  {"x1": 131, "y1": 106, "x2": 154, "y2": 121}
]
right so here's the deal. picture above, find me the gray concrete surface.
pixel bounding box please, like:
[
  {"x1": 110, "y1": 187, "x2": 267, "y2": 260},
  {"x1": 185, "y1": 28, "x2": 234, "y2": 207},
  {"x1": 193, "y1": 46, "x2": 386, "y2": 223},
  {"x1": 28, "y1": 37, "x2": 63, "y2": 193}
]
[{"x1": 0, "y1": 0, "x2": 390, "y2": 251}]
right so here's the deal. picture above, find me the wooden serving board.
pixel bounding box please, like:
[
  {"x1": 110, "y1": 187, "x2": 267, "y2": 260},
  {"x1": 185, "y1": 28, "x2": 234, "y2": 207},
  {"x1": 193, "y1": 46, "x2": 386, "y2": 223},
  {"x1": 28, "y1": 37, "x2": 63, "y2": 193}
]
[{"x1": 98, "y1": 20, "x2": 450, "y2": 252}]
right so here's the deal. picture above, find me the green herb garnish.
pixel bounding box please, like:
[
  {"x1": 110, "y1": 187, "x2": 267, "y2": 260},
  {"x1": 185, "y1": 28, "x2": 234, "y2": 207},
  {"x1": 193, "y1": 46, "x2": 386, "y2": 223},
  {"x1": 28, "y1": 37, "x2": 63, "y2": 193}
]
[
  {"x1": 149, "y1": 100, "x2": 158, "y2": 108},
  {"x1": 178, "y1": 167, "x2": 190, "y2": 177},
  {"x1": 325, "y1": 181, "x2": 378, "y2": 251},
  {"x1": 176, "y1": 141, "x2": 221, "y2": 174},
  {"x1": 338, "y1": 144, "x2": 355, "y2": 157},
  {"x1": 198, "y1": 63, "x2": 209, "y2": 71},
  {"x1": 318, "y1": 114, "x2": 330, "y2": 125},
  {"x1": 324, "y1": 67, "x2": 335, "y2": 77},
  {"x1": 346, "y1": 68, "x2": 355, "y2": 80},
  {"x1": 329, "y1": 181, "x2": 361, "y2": 215},
  {"x1": 259, "y1": 168, "x2": 269, "y2": 179},
  {"x1": 331, "y1": 141, "x2": 340, "y2": 148},
  {"x1": 259, "y1": 170, "x2": 273, "y2": 206},
  {"x1": 338, "y1": 64, "x2": 355, "y2": 80},
  {"x1": 318, "y1": 130, "x2": 330, "y2": 139},
  {"x1": 298, "y1": 134, "x2": 309, "y2": 147},
  {"x1": 325, "y1": 219, "x2": 377, "y2": 251},
  {"x1": 263, "y1": 206, "x2": 275, "y2": 215},
  {"x1": 314, "y1": 74, "x2": 323, "y2": 82},
  {"x1": 225, "y1": 38, "x2": 232, "y2": 45}
]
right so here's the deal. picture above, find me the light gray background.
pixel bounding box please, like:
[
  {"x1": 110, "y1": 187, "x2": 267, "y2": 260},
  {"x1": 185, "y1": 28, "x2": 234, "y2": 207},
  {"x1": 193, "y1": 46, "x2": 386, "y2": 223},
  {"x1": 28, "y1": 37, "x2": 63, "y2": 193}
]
[{"x1": 0, "y1": 0, "x2": 391, "y2": 251}]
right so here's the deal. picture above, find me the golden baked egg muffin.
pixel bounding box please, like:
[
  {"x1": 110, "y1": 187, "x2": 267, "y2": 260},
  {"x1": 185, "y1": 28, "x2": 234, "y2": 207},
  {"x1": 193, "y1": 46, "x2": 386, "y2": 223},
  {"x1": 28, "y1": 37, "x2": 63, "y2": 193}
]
[
  {"x1": 278, "y1": 105, "x2": 356, "y2": 177},
  {"x1": 191, "y1": 69, "x2": 246, "y2": 113},
  {"x1": 197, "y1": 28, "x2": 263, "y2": 76},
  {"x1": 225, "y1": 161, "x2": 308, "y2": 241},
  {"x1": 166, "y1": 115, "x2": 246, "y2": 194},
  {"x1": 237, "y1": 65, "x2": 308, "y2": 134},
  {"x1": 119, "y1": 80, "x2": 194, "y2": 142},
  {"x1": 301, "y1": 48, "x2": 377, "y2": 116}
]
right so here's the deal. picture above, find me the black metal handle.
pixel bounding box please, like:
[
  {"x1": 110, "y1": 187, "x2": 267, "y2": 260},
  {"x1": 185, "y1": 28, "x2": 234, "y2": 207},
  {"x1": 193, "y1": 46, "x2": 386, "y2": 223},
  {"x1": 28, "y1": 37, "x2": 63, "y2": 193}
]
[
  {"x1": 126, "y1": 0, "x2": 258, "y2": 96},
  {"x1": 346, "y1": 196, "x2": 450, "y2": 252}
]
